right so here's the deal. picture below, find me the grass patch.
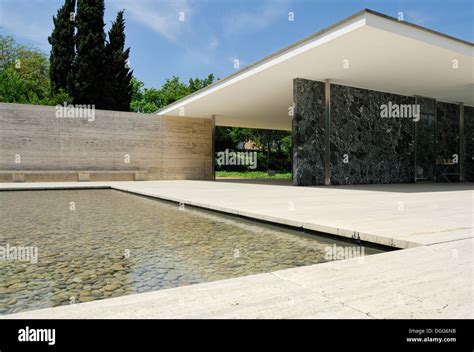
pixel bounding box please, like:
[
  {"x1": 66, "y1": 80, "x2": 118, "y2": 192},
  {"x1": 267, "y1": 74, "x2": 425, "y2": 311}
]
[{"x1": 216, "y1": 171, "x2": 292, "y2": 179}]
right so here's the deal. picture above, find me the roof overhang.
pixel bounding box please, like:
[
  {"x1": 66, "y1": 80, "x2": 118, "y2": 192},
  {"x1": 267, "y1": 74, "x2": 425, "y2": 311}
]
[{"x1": 157, "y1": 9, "x2": 474, "y2": 131}]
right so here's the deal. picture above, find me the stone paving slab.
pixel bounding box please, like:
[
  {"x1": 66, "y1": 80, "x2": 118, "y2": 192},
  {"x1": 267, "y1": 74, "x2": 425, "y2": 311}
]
[
  {"x1": 275, "y1": 238, "x2": 473, "y2": 319},
  {"x1": 108, "y1": 180, "x2": 473, "y2": 248}
]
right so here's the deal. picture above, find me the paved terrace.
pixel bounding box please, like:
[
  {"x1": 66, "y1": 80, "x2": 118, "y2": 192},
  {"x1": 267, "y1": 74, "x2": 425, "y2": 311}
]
[{"x1": 1, "y1": 180, "x2": 473, "y2": 318}]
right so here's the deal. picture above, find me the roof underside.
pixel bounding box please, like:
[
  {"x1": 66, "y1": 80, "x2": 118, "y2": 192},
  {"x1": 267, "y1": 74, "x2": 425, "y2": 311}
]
[{"x1": 158, "y1": 9, "x2": 474, "y2": 131}]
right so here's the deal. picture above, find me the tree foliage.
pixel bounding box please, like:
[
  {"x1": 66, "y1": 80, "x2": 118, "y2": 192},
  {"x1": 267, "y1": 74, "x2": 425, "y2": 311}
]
[
  {"x1": 104, "y1": 10, "x2": 133, "y2": 111},
  {"x1": 73, "y1": 0, "x2": 106, "y2": 107},
  {"x1": 215, "y1": 127, "x2": 291, "y2": 172},
  {"x1": 188, "y1": 74, "x2": 215, "y2": 93},
  {"x1": 48, "y1": 0, "x2": 75, "y2": 96},
  {"x1": 130, "y1": 74, "x2": 216, "y2": 113},
  {"x1": 0, "y1": 35, "x2": 72, "y2": 105}
]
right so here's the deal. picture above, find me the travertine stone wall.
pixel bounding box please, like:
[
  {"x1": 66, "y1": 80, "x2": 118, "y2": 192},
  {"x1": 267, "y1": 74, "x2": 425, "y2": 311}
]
[{"x1": 0, "y1": 103, "x2": 212, "y2": 182}]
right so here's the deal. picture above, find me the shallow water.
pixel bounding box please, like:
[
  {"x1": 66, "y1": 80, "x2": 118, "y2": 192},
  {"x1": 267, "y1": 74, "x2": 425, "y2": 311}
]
[{"x1": 0, "y1": 189, "x2": 383, "y2": 314}]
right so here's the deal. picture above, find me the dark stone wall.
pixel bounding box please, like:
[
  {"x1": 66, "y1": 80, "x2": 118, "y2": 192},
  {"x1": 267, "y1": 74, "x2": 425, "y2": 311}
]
[
  {"x1": 435, "y1": 102, "x2": 460, "y2": 182},
  {"x1": 292, "y1": 78, "x2": 468, "y2": 186},
  {"x1": 329, "y1": 84, "x2": 415, "y2": 184},
  {"x1": 415, "y1": 97, "x2": 436, "y2": 181},
  {"x1": 465, "y1": 105, "x2": 474, "y2": 182},
  {"x1": 292, "y1": 78, "x2": 325, "y2": 185}
]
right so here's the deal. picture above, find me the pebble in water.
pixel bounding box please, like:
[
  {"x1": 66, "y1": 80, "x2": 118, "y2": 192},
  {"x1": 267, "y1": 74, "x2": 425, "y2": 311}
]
[{"x1": 0, "y1": 190, "x2": 379, "y2": 315}]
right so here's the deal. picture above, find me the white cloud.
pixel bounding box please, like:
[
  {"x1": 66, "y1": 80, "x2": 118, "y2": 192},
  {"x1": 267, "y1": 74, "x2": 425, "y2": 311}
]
[
  {"x1": 222, "y1": 0, "x2": 293, "y2": 36},
  {"x1": 208, "y1": 36, "x2": 219, "y2": 50},
  {"x1": 0, "y1": 0, "x2": 194, "y2": 46},
  {"x1": 0, "y1": 1, "x2": 55, "y2": 50},
  {"x1": 404, "y1": 10, "x2": 435, "y2": 26},
  {"x1": 111, "y1": 0, "x2": 193, "y2": 42}
]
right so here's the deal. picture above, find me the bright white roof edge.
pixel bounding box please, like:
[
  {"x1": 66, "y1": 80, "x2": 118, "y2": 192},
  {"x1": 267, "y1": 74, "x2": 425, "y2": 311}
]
[{"x1": 157, "y1": 8, "x2": 474, "y2": 118}]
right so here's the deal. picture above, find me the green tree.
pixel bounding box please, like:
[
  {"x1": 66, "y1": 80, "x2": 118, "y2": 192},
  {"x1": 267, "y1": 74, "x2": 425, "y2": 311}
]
[
  {"x1": 48, "y1": 0, "x2": 75, "y2": 96},
  {"x1": 215, "y1": 127, "x2": 235, "y2": 151},
  {"x1": 129, "y1": 78, "x2": 158, "y2": 113},
  {"x1": 159, "y1": 76, "x2": 189, "y2": 106},
  {"x1": 74, "y1": 0, "x2": 106, "y2": 107},
  {"x1": 104, "y1": 10, "x2": 133, "y2": 111},
  {"x1": 0, "y1": 35, "x2": 71, "y2": 105},
  {"x1": 130, "y1": 77, "x2": 159, "y2": 113},
  {"x1": 215, "y1": 126, "x2": 291, "y2": 172},
  {"x1": 129, "y1": 76, "x2": 144, "y2": 108},
  {"x1": 130, "y1": 75, "x2": 200, "y2": 113},
  {"x1": 188, "y1": 74, "x2": 215, "y2": 93}
]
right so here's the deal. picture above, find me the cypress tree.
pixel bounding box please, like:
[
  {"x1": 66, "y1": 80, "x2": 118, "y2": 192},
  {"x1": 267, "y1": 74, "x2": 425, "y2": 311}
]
[
  {"x1": 104, "y1": 10, "x2": 133, "y2": 111},
  {"x1": 74, "y1": 0, "x2": 106, "y2": 108},
  {"x1": 48, "y1": 0, "x2": 75, "y2": 97}
]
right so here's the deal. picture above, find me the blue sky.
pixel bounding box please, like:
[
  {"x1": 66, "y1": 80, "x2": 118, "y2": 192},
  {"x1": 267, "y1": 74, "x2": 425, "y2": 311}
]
[{"x1": 1, "y1": 0, "x2": 472, "y2": 88}]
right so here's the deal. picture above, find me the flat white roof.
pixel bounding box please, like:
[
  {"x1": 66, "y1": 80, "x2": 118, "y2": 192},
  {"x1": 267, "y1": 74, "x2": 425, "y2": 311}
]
[{"x1": 158, "y1": 9, "x2": 474, "y2": 130}]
